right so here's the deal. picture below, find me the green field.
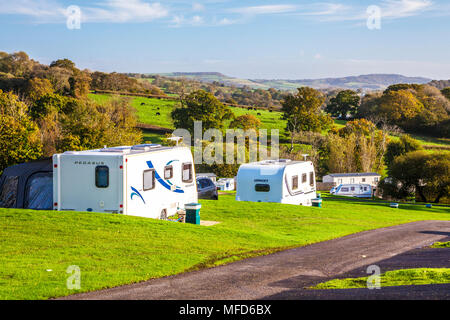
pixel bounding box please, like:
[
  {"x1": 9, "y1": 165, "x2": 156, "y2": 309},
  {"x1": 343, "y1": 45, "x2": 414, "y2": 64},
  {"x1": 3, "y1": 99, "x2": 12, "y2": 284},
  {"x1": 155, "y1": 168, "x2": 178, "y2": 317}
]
[
  {"x1": 311, "y1": 268, "x2": 450, "y2": 289},
  {"x1": 89, "y1": 93, "x2": 450, "y2": 150},
  {"x1": 1, "y1": 194, "x2": 449, "y2": 300}
]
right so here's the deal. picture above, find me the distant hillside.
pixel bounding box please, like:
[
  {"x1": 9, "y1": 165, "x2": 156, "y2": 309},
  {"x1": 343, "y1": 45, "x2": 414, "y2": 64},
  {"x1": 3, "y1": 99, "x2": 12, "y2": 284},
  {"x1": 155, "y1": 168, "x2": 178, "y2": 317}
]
[
  {"x1": 428, "y1": 79, "x2": 450, "y2": 90},
  {"x1": 152, "y1": 72, "x2": 431, "y2": 91},
  {"x1": 255, "y1": 74, "x2": 432, "y2": 91}
]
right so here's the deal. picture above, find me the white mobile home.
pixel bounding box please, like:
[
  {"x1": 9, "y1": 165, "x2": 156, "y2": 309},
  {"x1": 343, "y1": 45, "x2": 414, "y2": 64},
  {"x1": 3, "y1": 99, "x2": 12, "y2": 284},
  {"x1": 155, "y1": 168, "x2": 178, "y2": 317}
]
[
  {"x1": 53, "y1": 145, "x2": 198, "y2": 219},
  {"x1": 323, "y1": 173, "x2": 381, "y2": 187},
  {"x1": 236, "y1": 160, "x2": 317, "y2": 206},
  {"x1": 216, "y1": 178, "x2": 235, "y2": 191},
  {"x1": 330, "y1": 184, "x2": 374, "y2": 198}
]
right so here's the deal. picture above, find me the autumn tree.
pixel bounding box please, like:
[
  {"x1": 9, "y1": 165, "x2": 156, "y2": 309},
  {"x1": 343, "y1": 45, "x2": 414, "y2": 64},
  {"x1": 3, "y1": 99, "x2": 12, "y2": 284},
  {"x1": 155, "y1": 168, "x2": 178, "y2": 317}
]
[
  {"x1": 229, "y1": 114, "x2": 261, "y2": 131},
  {"x1": 26, "y1": 77, "x2": 54, "y2": 102},
  {"x1": 0, "y1": 90, "x2": 42, "y2": 172}
]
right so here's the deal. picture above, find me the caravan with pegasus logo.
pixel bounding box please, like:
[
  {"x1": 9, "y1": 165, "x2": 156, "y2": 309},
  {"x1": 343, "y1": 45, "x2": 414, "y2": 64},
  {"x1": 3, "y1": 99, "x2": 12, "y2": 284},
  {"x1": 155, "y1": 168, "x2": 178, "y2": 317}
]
[{"x1": 52, "y1": 145, "x2": 198, "y2": 219}]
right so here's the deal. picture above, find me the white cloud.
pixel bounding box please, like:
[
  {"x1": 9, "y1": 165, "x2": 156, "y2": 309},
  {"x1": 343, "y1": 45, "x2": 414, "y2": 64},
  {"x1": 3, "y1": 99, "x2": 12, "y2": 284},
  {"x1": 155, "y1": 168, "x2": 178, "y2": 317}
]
[
  {"x1": 0, "y1": 0, "x2": 65, "y2": 19},
  {"x1": 0, "y1": 0, "x2": 169, "y2": 23},
  {"x1": 83, "y1": 0, "x2": 168, "y2": 23},
  {"x1": 192, "y1": 3, "x2": 205, "y2": 12},
  {"x1": 171, "y1": 14, "x2": 204, "y2": 27},
  {"x1": 229, "y1": 5, "x2": 297, "y2": 16},
  {"x1": 382, "y1": 0, "x2": 433, "y2": 18}
]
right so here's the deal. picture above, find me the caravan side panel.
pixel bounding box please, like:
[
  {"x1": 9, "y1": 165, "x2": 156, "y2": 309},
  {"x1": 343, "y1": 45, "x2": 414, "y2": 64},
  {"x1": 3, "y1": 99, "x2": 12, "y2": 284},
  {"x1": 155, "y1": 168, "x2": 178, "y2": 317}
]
[
  {"x1": 125, "y1": 147, "x2": 198, "y2": 219},
  {"x1": 53, "y1": 154, "x2": 123, "y2": 213}
]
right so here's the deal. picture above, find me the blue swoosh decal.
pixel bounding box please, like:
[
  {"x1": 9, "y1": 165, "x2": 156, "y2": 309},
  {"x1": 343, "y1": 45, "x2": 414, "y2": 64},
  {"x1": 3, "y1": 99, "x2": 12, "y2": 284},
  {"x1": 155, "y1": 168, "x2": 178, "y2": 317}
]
[
  {"x1": 147, "y1": 161, "x2": 185, "y2": 194},
  {"x1": 131, "y1": 187, "x2": 146, "y2": 204}
]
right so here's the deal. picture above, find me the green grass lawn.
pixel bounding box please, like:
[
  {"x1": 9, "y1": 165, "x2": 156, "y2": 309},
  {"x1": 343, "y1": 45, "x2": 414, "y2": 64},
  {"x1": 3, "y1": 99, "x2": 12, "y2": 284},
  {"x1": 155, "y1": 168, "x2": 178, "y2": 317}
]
[
  {"x1": 311, "y1": 268, "x2": 450, "y2": 290},
  {"x1": 1, "y1": 194, "x2": 449, "y2": 300}
]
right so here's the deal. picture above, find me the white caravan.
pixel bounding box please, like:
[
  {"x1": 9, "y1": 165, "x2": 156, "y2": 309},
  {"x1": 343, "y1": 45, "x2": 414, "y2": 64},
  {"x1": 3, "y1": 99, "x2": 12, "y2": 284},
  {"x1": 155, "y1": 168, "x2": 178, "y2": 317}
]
[
  {"x1": 216, "y1": 178, "x2": 235, "y2": 191},
  {"x1": 236, "y1": 160, "x2": 317, "y2": 206},
  {"x1": 330, "y1": 184, "x2": 373, "y2": 198},
  {"x1": 53, "y1": 145, "x2": 198, "y2": 219}
]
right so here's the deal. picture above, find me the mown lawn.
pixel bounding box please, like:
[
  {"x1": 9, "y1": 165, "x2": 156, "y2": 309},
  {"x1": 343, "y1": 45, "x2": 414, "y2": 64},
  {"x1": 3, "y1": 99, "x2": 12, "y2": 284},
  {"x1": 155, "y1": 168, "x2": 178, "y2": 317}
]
[
  {"x1": 1, "y1": 194, "x2": 449, "y2": 300},
  {"x1": 311, "y1": 268, "x2": 450, "y2": 289}
]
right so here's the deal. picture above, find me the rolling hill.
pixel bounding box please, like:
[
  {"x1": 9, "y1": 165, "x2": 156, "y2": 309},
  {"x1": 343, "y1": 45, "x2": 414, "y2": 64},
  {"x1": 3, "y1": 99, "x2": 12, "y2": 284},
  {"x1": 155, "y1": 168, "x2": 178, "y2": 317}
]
[{"x1": 151, "y1": 72, "x2": 431, "y2": 91}]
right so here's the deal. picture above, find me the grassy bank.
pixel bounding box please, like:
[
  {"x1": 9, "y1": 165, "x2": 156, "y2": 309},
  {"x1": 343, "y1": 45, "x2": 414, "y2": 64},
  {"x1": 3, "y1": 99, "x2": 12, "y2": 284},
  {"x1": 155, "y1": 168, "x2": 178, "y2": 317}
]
[
  {"x1": 1, "y1": 194, "x2": 449, "y2": 300},
  {"x1": 311, "y1": 268, "x2": 450, "y2": 289}
]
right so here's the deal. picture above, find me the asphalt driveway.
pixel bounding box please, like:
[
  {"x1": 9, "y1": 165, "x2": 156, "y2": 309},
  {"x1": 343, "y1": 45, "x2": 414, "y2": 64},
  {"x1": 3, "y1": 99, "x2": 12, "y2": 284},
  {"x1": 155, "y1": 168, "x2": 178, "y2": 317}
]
[{"x1": 61, "y1": 220, "x2": 450, "y2": 300}]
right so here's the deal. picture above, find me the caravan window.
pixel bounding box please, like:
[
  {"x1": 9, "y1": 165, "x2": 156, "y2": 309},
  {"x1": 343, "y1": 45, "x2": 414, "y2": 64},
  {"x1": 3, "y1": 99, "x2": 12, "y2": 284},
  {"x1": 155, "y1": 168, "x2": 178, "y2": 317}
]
[
  {"x1": 310, "y1": 172, "x2": 315, "y2": 186},
  {"x1": 341, "y1": 187, "x2": 349, "y2": 192},
  {"x1": 143, "y1": 170, "x2": 155, "y2": 191},
  {"x1": 302, "y1": 173, "x2": 307, "y2": 184},
  {"x1": 164, "y1": 166, "x2": 173, "y2": 180},
  {"x1": 182, "y1": 163, "x2": 193, "y2": 183},
  {"x1": 255, "y1": 184, "x2": 270, "y2": 192},
  {"x1": 95, "y1": 166, "x2": 109, "y2": 188},
  {"x1": 292, "y1": 176, "x2": 299, "y2": 190}
]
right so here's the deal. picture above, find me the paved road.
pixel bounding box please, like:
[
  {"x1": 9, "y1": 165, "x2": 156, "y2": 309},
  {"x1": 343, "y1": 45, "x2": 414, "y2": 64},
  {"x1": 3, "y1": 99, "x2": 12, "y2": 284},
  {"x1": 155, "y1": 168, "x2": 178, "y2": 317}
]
[{"x1": 62, "y1": 220, "x2": 450, "y2": 300}]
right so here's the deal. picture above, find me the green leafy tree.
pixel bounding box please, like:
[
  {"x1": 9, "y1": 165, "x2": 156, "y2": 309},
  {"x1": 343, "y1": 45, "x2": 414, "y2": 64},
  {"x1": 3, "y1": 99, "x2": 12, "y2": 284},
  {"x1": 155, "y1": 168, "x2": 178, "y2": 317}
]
[
  {"x1": 326, "y1": 90, "x2": 360, "y2": 119},
  {"x1": 69, "y1": 70, "x2": 91, "y2": 99},
  {"x1": 50, "y1": 59, "x2": 76, "y2": 71},
  {"x1": 389, "y1": 151, "x2": 450, "y2": 203},
  {"x1": 441, "y1": 87, "x2": 450, "y2": 101},
  {"x1": 171, "y1": 90, "x2": 234, "y2": 135},
  {"x1": 385, "y1": 135, "x2": 423, "y2": 169},
  {"x1": 281, "y1": 87, "x2": 332, "y2": 150}
]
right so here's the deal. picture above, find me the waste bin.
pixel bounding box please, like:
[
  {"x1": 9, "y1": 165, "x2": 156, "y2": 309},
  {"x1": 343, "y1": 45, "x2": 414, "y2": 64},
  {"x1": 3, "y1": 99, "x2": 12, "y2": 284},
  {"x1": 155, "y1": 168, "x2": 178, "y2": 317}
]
[
  {"x1": 311, "y1": 198, "x2": 323, "y2": 208},
  {"x1": 185, "y1": 203, "x2": 201, "y2": 225}
]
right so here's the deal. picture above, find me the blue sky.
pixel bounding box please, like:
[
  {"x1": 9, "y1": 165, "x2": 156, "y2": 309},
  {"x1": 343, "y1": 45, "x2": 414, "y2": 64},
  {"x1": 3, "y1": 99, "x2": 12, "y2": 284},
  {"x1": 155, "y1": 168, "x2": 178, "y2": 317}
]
[{"x1": 1, "y1": 0, "x2": 449, "y2": 79}]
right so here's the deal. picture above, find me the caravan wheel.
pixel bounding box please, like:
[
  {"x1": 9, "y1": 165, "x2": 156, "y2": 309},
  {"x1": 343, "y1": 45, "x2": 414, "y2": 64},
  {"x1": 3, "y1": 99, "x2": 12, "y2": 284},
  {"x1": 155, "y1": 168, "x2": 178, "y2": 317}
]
[{"x1": 160, "y1": 209, "x2": 168, "y2": 220}]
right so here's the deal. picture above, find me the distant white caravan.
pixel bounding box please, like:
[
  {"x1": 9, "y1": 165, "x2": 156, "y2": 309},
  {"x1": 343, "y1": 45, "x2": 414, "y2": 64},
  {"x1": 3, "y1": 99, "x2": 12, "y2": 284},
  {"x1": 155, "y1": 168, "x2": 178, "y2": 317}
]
[
  {"x1": 236, "y1": 160, "x2": 317, "y2": 206},
  {"x1": 53, "y1": 145, "x2": 198, "y2": 219},
  {"x1": 330, "y1": 184, "x2": 374, "y2": 198}
]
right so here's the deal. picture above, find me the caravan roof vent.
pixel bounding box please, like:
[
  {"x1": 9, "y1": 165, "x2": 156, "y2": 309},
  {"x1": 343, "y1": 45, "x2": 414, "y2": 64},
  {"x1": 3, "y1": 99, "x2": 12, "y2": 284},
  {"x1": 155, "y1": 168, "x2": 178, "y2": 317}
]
[
  {"x1": 278, "y1": 159, "x2": 292, "y2": 163},
  {"x1": 100, "y1": 147, "x2": 132, "y2": 154},
  {"x1": 131, "y1": 144, "x2": 162, "y2": 151}
]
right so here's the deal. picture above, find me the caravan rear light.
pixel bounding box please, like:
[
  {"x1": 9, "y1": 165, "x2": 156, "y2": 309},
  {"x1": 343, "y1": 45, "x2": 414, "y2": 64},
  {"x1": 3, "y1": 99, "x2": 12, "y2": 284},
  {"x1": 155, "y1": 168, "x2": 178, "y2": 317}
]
[
  {"x1": 119, "y1": 204, "x2": 123, "y2": 208},
  {"x1": 54, "y1": 164, "x2": 58, "y2": 168},
  {"x1": 54, "y1": 202, "x2": 58, "y2": 207},
  {"x1": 119, "y1": 165, "x2": 123, "y2": 169}
]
